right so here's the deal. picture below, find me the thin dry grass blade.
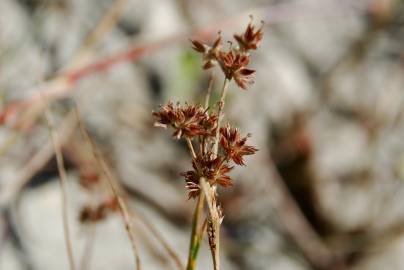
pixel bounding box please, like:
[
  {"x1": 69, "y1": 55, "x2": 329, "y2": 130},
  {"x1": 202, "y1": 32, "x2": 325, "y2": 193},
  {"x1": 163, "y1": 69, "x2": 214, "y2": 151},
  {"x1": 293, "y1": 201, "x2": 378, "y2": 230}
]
[
  {"x1": 135, "y1": 211, "x2": 184, "y2": 270},
  {"x1": 43, "y1": 102, "x2": 76, "y2": 270},
  {"x1": 74, "y1": 107, "x2": 142, "y2": 270}
]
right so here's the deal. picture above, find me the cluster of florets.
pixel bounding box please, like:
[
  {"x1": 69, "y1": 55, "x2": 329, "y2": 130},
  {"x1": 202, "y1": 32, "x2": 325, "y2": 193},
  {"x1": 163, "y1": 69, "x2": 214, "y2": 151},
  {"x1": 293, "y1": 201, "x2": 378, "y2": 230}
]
[
  {"x1": 152, "y1": 102, "x2": 217, "y2": 139},
  {"x1": 153, "y1": 18, "x2": 261, "y2": 199},
  {"x1": 153, "y1": 105, "x2": 257, "y2": 199},
  {"x1": 190, "y1": 18, "x2": 263, "y2": 89}
]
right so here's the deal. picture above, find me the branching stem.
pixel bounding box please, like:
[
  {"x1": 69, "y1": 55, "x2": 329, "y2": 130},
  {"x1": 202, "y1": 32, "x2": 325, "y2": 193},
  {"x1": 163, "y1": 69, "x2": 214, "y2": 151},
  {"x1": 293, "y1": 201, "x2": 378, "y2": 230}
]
[
  {"x1": 186, "y1": 138, "x2": 197, "y2": 160},
  {"x1": 202, "y1": 77, "x2": 229, "y2": 270},
  {"x1": 212, "y1": 78, "x2": 229, "y2": 158},
  {"x1": 204, "y1": 73, "x2": 214, "y2": 110}
]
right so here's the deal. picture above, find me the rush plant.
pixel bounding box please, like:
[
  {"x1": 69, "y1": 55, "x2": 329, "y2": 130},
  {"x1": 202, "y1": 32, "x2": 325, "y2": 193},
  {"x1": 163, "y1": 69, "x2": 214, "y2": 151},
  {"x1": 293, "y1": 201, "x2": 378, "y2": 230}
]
[{"x1": 153, "y1": 17, "x2": 263, "y2": 270}]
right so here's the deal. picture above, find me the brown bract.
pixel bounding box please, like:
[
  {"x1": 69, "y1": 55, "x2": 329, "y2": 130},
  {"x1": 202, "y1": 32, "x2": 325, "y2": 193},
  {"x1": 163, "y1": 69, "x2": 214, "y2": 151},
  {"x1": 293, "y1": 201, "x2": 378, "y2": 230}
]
[
  {"x1": 220, "y1": 124, "x2": 258, "y2": 165},
  {"x1": 190, "y1": 35, "x2": 222, "y2": 70},
  {"x1": 233, "y1": 19, "x2": 264, "y2": 52}
]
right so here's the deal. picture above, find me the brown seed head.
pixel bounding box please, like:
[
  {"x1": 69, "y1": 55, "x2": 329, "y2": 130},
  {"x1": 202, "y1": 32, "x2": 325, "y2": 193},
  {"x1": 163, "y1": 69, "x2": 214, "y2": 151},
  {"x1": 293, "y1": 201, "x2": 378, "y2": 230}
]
[
  {"x1": 153, "y1": 102, "x2": 208, "y2": 139},
  {"x1": 190, "y1": 33, "x2": 222, "y2": 70},
  {"x1": 220, "y1": 124, "x2": 258, "y2": 165},
  {"x1": 234, "y1": 17, "x2": 264, "y2": 52},
  {"x1": 218, "y1": 50, "x2": 255, "y2": 89}
]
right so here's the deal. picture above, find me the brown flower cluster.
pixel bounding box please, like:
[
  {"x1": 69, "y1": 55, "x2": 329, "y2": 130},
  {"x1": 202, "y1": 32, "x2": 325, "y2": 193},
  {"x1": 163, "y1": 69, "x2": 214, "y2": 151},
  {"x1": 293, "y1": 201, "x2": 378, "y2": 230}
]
[
  {"x1": 153, "y1": 102, "x2": 217, "y2": 139},
  {"x1": 190, "y1": 18, "x2": 263, "y2": 89},
  {"x1": 179, "y1": 125, "x2": 257, "y2": 199},
  {"x1": 220, "y1": 124, "x2": 257, "y2": 165},
  {"x1": 233, "y1": 19, "x2": 264, "y2": 51},
  {"x1": 153, "y1": 103, "x2": 257, "y2": 199},
  {"x1": 153, "y1": 19, "x2": 262, "y2": 200}
]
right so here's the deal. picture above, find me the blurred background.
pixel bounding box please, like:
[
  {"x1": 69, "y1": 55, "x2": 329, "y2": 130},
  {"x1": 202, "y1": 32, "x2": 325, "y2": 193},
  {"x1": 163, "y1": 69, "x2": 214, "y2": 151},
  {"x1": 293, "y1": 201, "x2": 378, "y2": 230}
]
[{"x1": 1, "y1": 0, "x2": 404, "y2": 269}]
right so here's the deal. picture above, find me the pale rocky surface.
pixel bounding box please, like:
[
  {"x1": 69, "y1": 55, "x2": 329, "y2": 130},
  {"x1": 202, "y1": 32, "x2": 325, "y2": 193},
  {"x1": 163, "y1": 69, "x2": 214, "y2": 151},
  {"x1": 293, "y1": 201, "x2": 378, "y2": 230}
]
[{"x1": 1, "y1": 0, "x2": 404, "y2": 270}]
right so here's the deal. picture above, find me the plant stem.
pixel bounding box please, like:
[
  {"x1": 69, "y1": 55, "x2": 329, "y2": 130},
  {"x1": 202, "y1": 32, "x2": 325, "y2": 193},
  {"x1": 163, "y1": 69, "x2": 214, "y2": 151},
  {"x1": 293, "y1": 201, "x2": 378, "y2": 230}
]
[
  {"x1": 204, "y1": 73, "x2": 214, "y2": 109},
  {"x1": 136, "y1": 211, "x2": 184, "y2": 270},
  {"x1": 185, "y1": 137, "x2": 206, "y2": 270},
  {"x1": 186, "y1": 192, "x2": 205, "y2": 270},
  {"x1": 184, "y1": 136, "x2": 205, "y2": 270},
  {"x1": 186, "y1": 138, "x2": 197, "y2": 159},
  {"x1": 212, "y1": 78, "x2": 229, "y2": 157},
  {"x1": 186, "y1": 77, "x2": 228, "y2": 270},
  {"x1": 202, "y1": 77, "x2": 229, "y2": 270},
  {"x1": 199, "y1": 178, "x2": 220, "y2": 270},
  {"x1": 191, "y1": 215, "x2": 208, "y2": 267},
  {"x1": 44, "y1": 106, "x2": 76, "y2": 270}
]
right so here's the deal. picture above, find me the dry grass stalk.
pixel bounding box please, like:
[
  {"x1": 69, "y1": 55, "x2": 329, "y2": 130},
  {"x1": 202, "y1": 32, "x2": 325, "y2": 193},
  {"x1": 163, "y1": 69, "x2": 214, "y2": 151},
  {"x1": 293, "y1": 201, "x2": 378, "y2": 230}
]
[
  {"x1": 68, "y1": 107, "x2": 184, "y2": 270},
  {"x1": 43, "y1": 102, "x2": 76, "y2": 270},
  {"x1": 134, "y1": 211, "x2": 184, "y2": 270},
  {"x1": 76, "y1": 117, "x2": 184, "y2": 270},
  {"x1": 74, "y1": 108, "x2": 142, "y2": 270}
]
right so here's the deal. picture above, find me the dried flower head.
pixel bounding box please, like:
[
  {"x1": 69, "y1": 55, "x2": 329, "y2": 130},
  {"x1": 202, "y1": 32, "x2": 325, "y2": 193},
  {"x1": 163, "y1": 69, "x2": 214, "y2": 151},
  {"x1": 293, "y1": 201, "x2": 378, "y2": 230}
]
[
  {"x1": 153, "y1": 102, "x2": 210, "y2": 139},
  {"x1": 220, "y1": 124, "x2": 258, "y2": 165},
  {"x1": 218, "y1": 50, "x2": 255, "y2": 89},
  {"x1": 191, "y1": 19, "x2": 262, "y2": 90},
  {"x1": 233, "y1": 17, "x2": 264, "y2": 52},
  {"x1": 191, "y1": 33, "x2": 222, "y2": 69}
]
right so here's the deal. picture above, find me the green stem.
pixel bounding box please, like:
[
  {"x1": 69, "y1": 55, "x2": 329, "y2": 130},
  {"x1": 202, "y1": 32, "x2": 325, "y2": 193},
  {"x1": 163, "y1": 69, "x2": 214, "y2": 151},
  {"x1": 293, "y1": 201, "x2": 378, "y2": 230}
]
[{"x1": 186, "y1": 192, "x2": 205, "y2": 270}]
